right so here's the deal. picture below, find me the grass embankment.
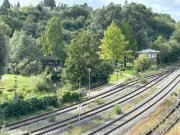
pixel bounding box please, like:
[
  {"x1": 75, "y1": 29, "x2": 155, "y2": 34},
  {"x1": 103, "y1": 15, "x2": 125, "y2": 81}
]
[{"x1": 124, "y1": 89, "x2": 179, "y2": 135}]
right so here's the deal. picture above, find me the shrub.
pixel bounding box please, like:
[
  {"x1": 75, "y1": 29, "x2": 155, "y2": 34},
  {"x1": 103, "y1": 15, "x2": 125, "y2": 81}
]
[
  {"x1": 112, "y1": 104, "x2": 122, "y2": 115},
  {"x1": 139, "y1": 75, "x2": 148, "y2": 84},
  {"x1": 9, "y1": 60, "x2": 43, "y2": 76},
  {"x1": 134, "y1": 55, "x2": 150, "y2": 72},
  {"x1": 48, "y1": 114, "x2": 56, "y2": 122},
  {"x1": 120, "y1": 68, "x2": 125, "y2": 71},
  {"x1": 95, "y1": 99, "x2": 105, "y2": 105},
  {"x1": 1, "y1": 96, "x2": 58, "y2": 117},
  {"x1": 61, "y1": 91, "x2": 80, "y2": 103},
  {"x1": 35, "y1": 79, "x2": 49, "y2": 92},
  {"x1": 149, "y1": 65, "x2": 158, "y2": 71}
]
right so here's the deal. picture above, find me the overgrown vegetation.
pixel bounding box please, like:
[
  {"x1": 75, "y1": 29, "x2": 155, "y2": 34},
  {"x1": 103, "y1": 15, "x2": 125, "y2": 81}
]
[
  {"x1": 112, "y1": 104, "x2": 122, "y2": 115},
  {"x1": 0, "y1": 95, "x2": 58, "y2": 117}
]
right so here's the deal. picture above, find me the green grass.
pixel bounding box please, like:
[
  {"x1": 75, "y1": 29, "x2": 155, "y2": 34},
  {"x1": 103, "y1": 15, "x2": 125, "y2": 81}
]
[
  {"x1": 121, "y1": 66, "x2": 135, "y2": 75},
  {"x1": 108, "y1": 73, "x2": 126, "y2": 84},
  {"x1": 108, "y1": 66, "x2": 134, "y2": 84},
  {"x1": 0, "y1": 74, "x2": 45, "y2": 102},
  {"x1": 0, "y1": 74, "x2": 41, "y2": 90}
]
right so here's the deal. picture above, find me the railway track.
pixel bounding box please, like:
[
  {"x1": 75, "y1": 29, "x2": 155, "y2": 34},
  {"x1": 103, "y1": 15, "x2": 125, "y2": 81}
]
[
  {"x1": 87, "y1": 74, "x2": 179, "y2": 135},
  {"x1": 5, "y1": 69, "x2": 172, "y2": 131},
  {"x1": 20, "y1": 69, "x2": 177, "y2": 135},
  {"x1": 162, "y1": 115, "x2": 180, "y2": 135},
  {"x1": 145, "y1": 99, "x2": 180, "y2": 135}
]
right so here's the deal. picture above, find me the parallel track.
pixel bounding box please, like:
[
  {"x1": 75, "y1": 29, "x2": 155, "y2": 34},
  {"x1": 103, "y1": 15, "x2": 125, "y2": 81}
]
[
  {"x1": 22, "y1": 69, "x2": 176, "y2": 135},
  {"x1": 88, "y1": 74, "x2": 179, "y2": 135},
  {"x1": 5, "y1": 70, "x2": 171, "y2": 130},
  {"x1": 145, "y1": 101, "x2": 180, "y2": 135}
]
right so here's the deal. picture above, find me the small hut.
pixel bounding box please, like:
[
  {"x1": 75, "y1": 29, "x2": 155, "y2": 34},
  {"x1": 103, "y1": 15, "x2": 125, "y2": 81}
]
[
  {"x1": 38, "y1": 56, "x2": 61, "y2": 67},
  {"x1": 137, "y1": 49, "x2": 160, "y2": 64}
]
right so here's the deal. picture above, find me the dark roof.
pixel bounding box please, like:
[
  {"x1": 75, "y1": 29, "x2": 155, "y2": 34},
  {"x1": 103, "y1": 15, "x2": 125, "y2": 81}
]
[{"x1": 137, "y1": 49, "x2": 160, "y2": 53}]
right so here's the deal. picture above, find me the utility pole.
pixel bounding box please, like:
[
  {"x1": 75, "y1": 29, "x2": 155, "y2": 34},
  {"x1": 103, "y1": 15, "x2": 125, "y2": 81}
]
[
  {"x1": 14, "y1": 76, "x2": 17, "y2": 101},
  {"x1": 88, "y1": 68, "x2": 91, "y2": 97}
]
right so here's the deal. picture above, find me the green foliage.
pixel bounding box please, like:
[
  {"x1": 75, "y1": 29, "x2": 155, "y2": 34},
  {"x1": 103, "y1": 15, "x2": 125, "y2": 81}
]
[
  {"x1": 9, "y1": 59, "x2": 43, "y2": 76},
  {"x1": 0, "y1": 31, "x2": 6, "y2": 76},
  {"x1": 43, "y1": 0, "x2": 56, "y2": 9},
  {"x1": 1, "y1": 96, "x2": 58, "y2": 117},
  {"x1": 149, "y1": 65, "x2": 158, "y2": 71},
  {"x1": 153, "y1": 36, "x2": 171, "y2": 63},
  {"x1": 0, "y1": 16, "x2": 23, "y2": 32},
  {"x1": 48, "y1": 114, "x2": 56, "y2": 122},
  {"x1": 61, "y1": 91, "x2": 80, "y2": 103},
  {"x1": 139, "y1": 75, "x2": 147, "y2": 84},
  {"x1": 48, "y1": 107, "x2": 56, "y2": 122},
  {"x1": 149, "y1": 14, "x2": 175, "y2": 39},
  {"x1": 120, "y1": 19, "x2": 137, "y2": 66},
  {"x1": 65, "y1": 29, "x2": 100, "y2": 86},
  {"x1": 99, "y1": 21, "x2": 127, "y2": 67},
  {"x1": 134, "y1": 55, "x2": 150, "y2": 72},
  {"x1": 9, "y1": 31, "x2": 41, "y2": 63},
  {"x1": 95, "y1": 99, "x2": 105, "y2": 105},
  {"x1": 35, "y1": 79, "x2": 51, "y2": 92},
  {"x1": 112, "y1": 104, "x2": 122, "y2": 115},
  {"x1": 0, "y1": 21, "x2": 12, "y2": 37},
  {"x1": 2, "y1": 0, "x2": 10, "y2": 9},
  {"x1": 40, "y1": 16, "x2": 66, "y2": 64}
]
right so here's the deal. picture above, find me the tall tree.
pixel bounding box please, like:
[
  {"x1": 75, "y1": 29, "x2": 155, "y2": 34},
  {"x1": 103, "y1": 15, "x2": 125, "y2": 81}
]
[
  {"x1": 65, "y1": 30, "x2": 99, "y2": 87},
  {"x1": 0, "y1": 21, "x2": 12, "y2": 37},
  {"x1": 99, "y1": 21, "x2": 126, "y2": 67},
  {"x1": 40, "y1": 17, "x2": 66, "y2": 64},
  {"x1": 43, "y1": 0, "x2": 56, "y2": 9},
  {"x1": 0, "y1": 31, "x2": 6, "y2": 77},
  {"x1": 167, "y1": 22, "x2": 180, "y2": 62},
  {"x1": 9, "y1": 30, "x2": 41, "y2": 63},
  {"x1": 17, "y1": 1, "x2": 20, "y2": 9},
  {"x1": 120, "y1": 19, "x2": 137, "y2": 66},
  {"x1": 153, "y1": 36, "x2": 171, "y2": 63},
  {"x1": 2, "y1": 0, "x2": 10, "y2": 9}
]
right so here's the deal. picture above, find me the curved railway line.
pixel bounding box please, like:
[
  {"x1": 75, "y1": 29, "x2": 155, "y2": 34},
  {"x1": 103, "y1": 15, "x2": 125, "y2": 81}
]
[
  {"x1": 5, "y1": 69, "x2": 173, "y2": 131},
  {"x1": 87, "y1": 74, "x2": 180, "y2": 135},
  {"x1": 19, "y1": 69, "x2": 177, "y2": 135}
]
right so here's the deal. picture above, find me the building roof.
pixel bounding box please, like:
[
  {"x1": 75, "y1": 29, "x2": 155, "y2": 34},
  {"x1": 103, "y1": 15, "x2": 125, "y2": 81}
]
[{"x1": 136, "y1": 49, "x2": 160, "y2": 53}]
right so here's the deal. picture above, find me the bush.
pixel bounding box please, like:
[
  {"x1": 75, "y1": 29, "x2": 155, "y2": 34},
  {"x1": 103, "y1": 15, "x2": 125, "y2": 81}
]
[
  {"x1": 149, "y1": 65, "x2": 158, "y2": 71},
  {"x1": 48, "y1": 114, "x2": 56, "y2": 122},
  {"x1": 134, "y1": 55, "x2": 150, "y2": 72},
  {"x1": 62, "y1": 91, "x2": 80, "y2": 103},
  {"x1": 112, "y1": 104, "x2": 122, "y2": 115},
  {"x1": 35, "y1": 79, "x2": 49, "y2": 92},
  {"x1": 9, "y1": 59, "x2": 43, "y2": 76},
  {"x1": 120, "y1": 68, "x2": 125, "y2": 71},
  {"x1": 1, "y1": 96, "x2": 58, "y2": 117},
  {"x1": 95, "y1": 99, "x2": 105, "y2": 105},
  {"x1": 139, "y1": 75, "x2": 148, "y2": 84}
]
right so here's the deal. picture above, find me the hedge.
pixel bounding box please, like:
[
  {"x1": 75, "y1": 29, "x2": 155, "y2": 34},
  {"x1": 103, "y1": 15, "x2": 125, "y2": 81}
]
[
  {"x1": 1, "y1": 96, "x2": 58, "y2": 117},
  {"x1": 62, "y1": 91, "x2": 80, "y2": 103}
]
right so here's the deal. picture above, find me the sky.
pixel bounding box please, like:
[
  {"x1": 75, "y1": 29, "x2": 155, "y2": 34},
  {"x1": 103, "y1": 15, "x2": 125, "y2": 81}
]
[{"x1": 0, "y1": 0, "x2": 180, "y2": 21}]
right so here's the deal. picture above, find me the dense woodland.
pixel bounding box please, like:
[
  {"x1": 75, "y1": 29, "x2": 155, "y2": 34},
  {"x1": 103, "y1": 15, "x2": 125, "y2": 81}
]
[{"x1": 0, "y1": 0, "x2": 180, "y2": 87}]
